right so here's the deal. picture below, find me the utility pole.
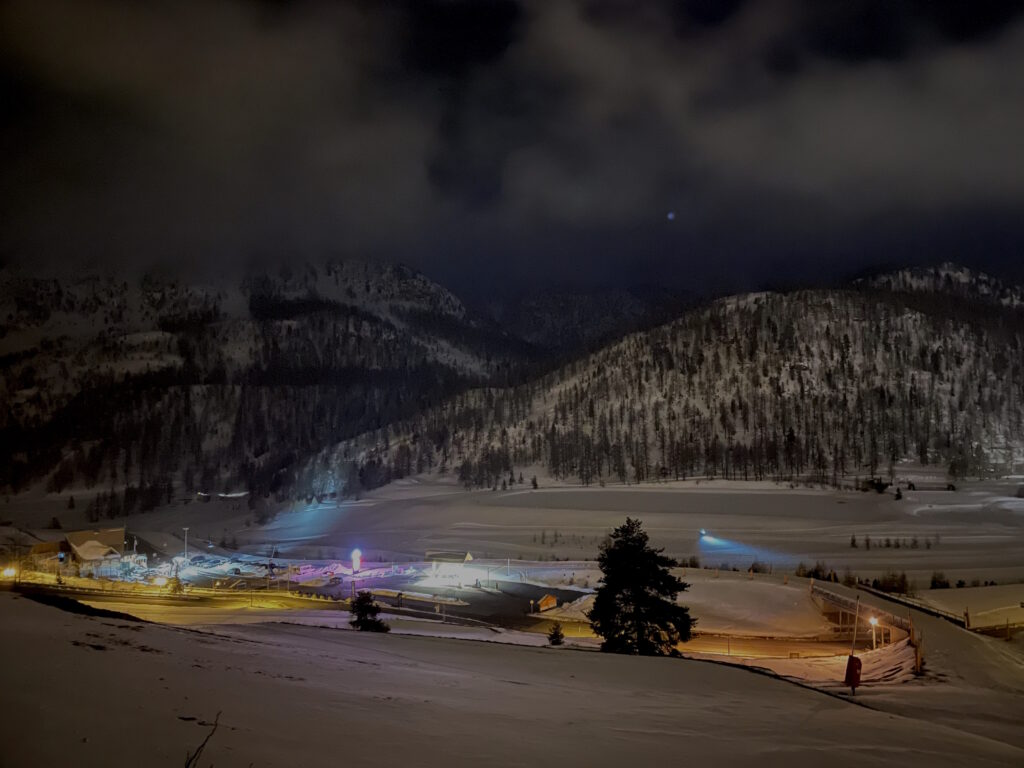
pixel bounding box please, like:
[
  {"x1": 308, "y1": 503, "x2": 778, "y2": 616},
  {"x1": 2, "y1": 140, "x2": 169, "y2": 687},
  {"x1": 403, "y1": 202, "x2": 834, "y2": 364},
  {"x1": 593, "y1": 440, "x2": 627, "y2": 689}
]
[
  {"x1": 844, "y1": 596, "x2": 863, "y2": 695},
  {"x1": 182, "y1": 527, "x2": 189, "y2": 563},
  {"x1": 266, "y1": 544, "x2": 276, "y2": 593},
  {"x1": 850, "y1": 597, "x2": 860, "y2": 655}
]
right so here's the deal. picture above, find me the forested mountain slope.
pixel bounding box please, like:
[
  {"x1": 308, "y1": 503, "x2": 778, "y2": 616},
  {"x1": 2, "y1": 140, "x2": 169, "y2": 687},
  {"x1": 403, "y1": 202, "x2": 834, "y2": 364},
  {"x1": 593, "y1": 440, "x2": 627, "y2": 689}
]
[
  {"x1": 0, "y1": 260, "x2": 533, "y2": 498},
  {"x1": 313, "y1": 267, "x2": 1024, "y2": 495},
  {"x1": 5, "y1": 261, "x2": 1022, "y2": 506}
]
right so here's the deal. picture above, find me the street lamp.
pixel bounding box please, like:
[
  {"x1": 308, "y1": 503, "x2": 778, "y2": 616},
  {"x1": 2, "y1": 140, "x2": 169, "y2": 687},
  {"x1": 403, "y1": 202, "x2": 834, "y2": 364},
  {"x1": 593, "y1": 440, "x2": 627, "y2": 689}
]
[
  {"x1": 869, "y1": 616, "x2": 878, "y2": 650},
  {"x1": 182, "y1": 527, "x2": 190, "y2": 563}
]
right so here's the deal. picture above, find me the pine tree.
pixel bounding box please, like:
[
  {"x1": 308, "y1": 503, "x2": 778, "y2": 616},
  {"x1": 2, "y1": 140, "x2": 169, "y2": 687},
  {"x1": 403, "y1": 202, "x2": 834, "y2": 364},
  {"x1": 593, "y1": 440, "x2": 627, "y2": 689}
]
[
  {"x1": 350, "y1": 590, "x2": 390, "y2": 632},
  {"x1": 547, "y1": 621, "x2": 565, "y2": 646},
  {"x1": 590, "y1": 518, "x2": 694, "y2": 656}
]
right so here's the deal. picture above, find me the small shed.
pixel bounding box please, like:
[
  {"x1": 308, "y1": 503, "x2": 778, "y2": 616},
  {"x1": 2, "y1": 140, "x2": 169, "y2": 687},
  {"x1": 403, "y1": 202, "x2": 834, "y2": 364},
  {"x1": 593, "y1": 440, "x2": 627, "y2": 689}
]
[{"x1": 537, "y1": 594, "x2": 558, "y2": 612}]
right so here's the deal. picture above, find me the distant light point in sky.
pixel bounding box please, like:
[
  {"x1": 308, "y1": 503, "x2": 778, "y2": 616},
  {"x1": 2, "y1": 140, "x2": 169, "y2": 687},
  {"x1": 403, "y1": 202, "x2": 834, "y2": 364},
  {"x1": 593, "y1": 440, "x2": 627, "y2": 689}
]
[{"x1": 667, "y1": 211, "x2": 676, "y2": 221}]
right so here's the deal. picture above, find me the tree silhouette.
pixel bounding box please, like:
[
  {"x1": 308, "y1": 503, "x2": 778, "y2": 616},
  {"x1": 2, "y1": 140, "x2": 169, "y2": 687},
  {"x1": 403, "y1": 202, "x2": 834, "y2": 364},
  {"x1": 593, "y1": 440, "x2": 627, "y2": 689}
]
[
  {"x1": 590, "y1": 518, "x2": 694, "y2": 655},
  {"x1": 547, "y1": 621, "x2": 565, "y2": 646},
  {"x1": 350, "y1": 590, "x2": 390, "y2": 632}
]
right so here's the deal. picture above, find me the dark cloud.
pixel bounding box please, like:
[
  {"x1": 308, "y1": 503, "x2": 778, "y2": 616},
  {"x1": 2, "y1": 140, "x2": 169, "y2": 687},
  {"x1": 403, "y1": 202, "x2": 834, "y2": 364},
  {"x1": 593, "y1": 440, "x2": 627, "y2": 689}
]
[
  {"x1": 793, "y1": 1, "x2": 1024, "y2": 64},
  {"x1": 676, "y1": 0, "x2": 749, "y2": 28},
  {"x1": 1, "y1": 0, "x2": 1023, "y2": 296},
  {"x1": 799, "y1": 2, "x2": 914, "y2": 63},
  {"x1": 400, "y1": 0, "x2": 525, "y2": 79}
]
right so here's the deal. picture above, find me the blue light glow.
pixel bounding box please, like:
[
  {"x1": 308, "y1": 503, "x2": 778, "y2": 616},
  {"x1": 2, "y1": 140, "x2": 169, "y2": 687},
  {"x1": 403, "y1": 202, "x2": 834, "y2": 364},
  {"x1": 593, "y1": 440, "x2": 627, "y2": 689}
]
[{"x1": 697, "y1": 533, "x2": 795, "y2": 568}]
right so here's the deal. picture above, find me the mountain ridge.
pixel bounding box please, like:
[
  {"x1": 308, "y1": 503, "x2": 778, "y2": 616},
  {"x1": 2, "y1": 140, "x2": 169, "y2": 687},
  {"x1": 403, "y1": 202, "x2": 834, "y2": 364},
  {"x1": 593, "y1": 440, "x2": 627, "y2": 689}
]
[
  {"x1": 2, "y1": 261, "x2": 1022, "y2": 506},
  {"x1": 309, "y1": 264, "x2": 1024, "y2": 496}
]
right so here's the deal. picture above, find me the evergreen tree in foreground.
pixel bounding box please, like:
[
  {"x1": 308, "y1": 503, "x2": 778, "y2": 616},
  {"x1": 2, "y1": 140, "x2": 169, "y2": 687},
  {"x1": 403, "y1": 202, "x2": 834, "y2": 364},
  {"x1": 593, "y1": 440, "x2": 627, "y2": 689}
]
[
  {"x1": 590, "y1": 518, "x2": 694, "y2": 656},
  {"x1": 547, "y1": 621, "x2": 565, "y2": 646},
  {"x1": 350, "y1": 590, "x2": 390, "y2": 632}
]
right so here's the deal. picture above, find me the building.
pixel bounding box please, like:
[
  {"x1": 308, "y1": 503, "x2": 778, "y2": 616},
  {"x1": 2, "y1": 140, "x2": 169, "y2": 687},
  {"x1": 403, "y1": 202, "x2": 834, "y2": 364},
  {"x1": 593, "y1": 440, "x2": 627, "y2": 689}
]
[
  {"x1": 537, "y1": 594, "x2": 558, "y2": 612},
  {"x1": 30, "y1": 526, "x2": 130, "y2": 578}
]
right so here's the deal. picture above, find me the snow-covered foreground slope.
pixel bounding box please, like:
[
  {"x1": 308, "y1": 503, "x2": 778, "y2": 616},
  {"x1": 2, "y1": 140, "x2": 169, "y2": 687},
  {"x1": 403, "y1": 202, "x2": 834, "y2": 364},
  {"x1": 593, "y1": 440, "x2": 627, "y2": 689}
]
[{"x1": 2, "y1": 593, "x2": 1022, "y2": 767}]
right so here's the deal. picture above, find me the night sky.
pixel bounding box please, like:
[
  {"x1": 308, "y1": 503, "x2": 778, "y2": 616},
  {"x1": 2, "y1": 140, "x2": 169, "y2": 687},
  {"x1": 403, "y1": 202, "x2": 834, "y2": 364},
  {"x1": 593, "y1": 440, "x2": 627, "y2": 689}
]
[{"x1": 2, "y1": 0, "x2": 1023, "y2": 298}]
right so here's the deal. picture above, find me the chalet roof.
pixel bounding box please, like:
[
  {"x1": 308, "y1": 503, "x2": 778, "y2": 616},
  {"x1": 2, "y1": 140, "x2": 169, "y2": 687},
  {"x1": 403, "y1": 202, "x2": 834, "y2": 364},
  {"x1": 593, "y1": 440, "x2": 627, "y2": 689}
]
[
  {"x1": 71, "y1": 540, "x2": 120, "y2": 562},
  {"x1": 64, "y1": 527, "x2": 125, "y2": 561}
]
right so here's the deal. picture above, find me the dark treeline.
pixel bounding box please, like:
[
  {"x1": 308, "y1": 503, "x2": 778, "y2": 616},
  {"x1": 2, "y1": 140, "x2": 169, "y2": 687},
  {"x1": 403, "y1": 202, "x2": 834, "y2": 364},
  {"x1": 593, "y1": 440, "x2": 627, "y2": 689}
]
[{"x1": 317, "y1": 287, "x2": 1024, "y2": 494}]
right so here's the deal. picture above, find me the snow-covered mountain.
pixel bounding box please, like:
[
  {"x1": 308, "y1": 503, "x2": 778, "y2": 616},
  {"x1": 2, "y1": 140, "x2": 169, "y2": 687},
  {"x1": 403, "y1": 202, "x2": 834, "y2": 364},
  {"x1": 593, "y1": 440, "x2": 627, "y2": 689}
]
[
  {"x1": 314, "y1": 265, "x2": 1024, "y2": 495},
  {"x1": 4, "y1": 261, "x2": 1023, "y2": 504},
  {"x1": 0, "y1": 259, "x2": 532, "y2": 497},
  {"x1": 856, "y1": 262, "x2": 1024, "y2": 308}
]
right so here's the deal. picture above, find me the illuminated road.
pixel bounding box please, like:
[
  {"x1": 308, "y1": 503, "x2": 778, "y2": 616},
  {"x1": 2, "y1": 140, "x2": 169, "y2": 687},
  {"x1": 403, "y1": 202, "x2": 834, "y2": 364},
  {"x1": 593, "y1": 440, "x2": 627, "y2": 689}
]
[
  {"x1": 683, "y1": 635, "x2": 860, "y2": 658},
  {"x1": 524, "y1": 617, "x2": 860, "y2": 658},
  {"x1": 80, "y1": 601, "x2": 352, "y2": 627}
]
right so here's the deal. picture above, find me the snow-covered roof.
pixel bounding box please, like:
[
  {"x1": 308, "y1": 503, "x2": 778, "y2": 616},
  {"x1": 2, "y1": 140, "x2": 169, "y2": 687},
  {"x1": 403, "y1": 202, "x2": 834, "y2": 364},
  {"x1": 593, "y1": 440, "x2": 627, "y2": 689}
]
[
  {"x1": 69, "y1": 540, "x2": 120, "y2": 562},
  {"x1": 65, "y1": 527, "x2": 125, "y2": 561}
]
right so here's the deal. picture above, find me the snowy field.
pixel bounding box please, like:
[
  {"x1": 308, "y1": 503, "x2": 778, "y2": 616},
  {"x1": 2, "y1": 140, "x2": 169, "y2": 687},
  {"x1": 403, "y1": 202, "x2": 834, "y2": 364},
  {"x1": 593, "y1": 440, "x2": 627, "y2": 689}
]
[
  {"x1": 255, "y1": 479, "x2": 1024, "y2": 585},
  {"x1": 6, "y1": 478, "x2": 1023, "y2": 648},
  {"x1": 2, "y1": 592, "x2": 1022, "y2": 768},
  {"x1": 6, "y1": 476, "x2": 1023, "y2": 587}
]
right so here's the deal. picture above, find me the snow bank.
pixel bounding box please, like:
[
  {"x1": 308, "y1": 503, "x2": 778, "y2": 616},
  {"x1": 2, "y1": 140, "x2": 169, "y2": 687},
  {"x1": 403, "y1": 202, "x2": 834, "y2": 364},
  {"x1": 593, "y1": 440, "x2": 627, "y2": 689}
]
[{"x1": 734, "y1": 639, "x2": 918, "y2": 687}]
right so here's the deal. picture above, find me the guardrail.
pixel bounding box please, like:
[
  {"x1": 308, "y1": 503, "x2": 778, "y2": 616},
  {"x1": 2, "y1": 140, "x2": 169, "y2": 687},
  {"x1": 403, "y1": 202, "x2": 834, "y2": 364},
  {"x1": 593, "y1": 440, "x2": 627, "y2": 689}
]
[
  {"x1": 852, "y1": 586, "x2": 1024, "y2": 638},
  {"x1": 854, "y1": 585, "x2": 966, "y2": 627},
  {"x1": 810, "y1": 582, "x2": 913, "y2": 631}
]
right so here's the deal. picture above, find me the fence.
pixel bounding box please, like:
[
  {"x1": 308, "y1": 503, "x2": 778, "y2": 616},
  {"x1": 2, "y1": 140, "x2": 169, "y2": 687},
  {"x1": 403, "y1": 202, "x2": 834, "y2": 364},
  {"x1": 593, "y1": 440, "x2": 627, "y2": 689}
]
[{"x1": 810, "y1": 581, "x2": 913, "y2": 632}]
